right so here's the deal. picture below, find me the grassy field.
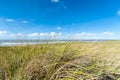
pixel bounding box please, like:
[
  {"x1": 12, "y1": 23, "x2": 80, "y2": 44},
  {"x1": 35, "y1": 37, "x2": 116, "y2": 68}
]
[{"x1": 0, "y1": 41, "x2": 120, "y2": 80}]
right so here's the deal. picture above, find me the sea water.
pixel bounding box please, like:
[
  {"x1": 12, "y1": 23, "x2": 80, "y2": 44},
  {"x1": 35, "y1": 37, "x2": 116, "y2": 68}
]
[{"x1": 0, "y1": 39, "x2": 106, "y2": 46}]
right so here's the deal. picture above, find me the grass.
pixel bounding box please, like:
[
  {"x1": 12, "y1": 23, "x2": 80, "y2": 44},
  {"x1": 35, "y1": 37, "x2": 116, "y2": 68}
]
[{"x1": 0, "y1": 41, "x2": 120, "y2": 80}]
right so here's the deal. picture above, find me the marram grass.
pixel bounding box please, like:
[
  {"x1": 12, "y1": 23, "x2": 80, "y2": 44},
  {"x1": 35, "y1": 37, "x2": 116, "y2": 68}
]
[{"x1": 0, "y1": 41, "x2": 120, "y2": 80}]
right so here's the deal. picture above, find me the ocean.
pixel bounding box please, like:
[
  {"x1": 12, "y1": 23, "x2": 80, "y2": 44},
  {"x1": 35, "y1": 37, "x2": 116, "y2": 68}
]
[{"x1": 0, "y1": 39, "x2": 108, "y2": 46}]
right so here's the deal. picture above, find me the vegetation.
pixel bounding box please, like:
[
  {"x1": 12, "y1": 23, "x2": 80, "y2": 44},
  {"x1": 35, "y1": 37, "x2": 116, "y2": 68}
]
[{"x1": 0, "y1": 41, "x2": 120, "y2": 80}]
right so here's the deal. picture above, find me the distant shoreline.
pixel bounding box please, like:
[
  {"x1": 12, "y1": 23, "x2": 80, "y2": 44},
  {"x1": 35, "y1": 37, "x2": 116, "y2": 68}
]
[{"x1": 0, "y1": 39, "x2": 116, "y2": 46}]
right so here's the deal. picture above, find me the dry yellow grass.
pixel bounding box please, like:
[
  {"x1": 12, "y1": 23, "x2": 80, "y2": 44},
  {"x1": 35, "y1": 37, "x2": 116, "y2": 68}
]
[{"x1": 0, "y1": 41, "x2": 120, "y2": 80}]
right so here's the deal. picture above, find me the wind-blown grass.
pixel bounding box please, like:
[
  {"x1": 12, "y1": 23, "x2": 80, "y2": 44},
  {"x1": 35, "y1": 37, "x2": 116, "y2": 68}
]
[{"x1": 0, "y1": 41, "x2": 120, "y2": 80}]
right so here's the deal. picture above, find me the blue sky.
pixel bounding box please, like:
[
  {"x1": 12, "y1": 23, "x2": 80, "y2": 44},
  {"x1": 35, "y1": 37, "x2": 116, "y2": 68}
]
[{"x1": 0, "y1": 0, "x2": 120, "y2": 39}]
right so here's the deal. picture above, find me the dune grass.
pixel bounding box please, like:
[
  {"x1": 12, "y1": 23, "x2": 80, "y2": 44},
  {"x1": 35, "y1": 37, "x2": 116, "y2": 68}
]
[{"x1": 0, "y1": 41, "x2": 120, "y2": 80}]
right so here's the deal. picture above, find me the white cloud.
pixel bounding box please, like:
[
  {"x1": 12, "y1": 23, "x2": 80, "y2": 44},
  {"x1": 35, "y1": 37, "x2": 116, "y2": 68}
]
[
  {"x1": 58, "y1": 32, "x2": 62, "y2": 36},
  {"x1": 76, "y1": 32, "x2": 114, "y2": 36},
  {"x1": 51, "y1": 0, "x2": 59, "y2": 3},
  {"x1": 9, "y1": 32, "x2": 62, "y2": 38},
  {"x1": 79, "y1": 32, "x2": 86, "y2": 35},
  {"x1": 49, "y1": 32, "x2": 62, "y2": 37},
  {"x1": 87, "y1": 33, "x2": 97, "y2": 36},
  {"x1": 57, "y1": 27, "x2": 61, "y2": 30},
  {"x1": 5, "y1": 19, "x2": 14, "y2": 22},
  {"x1": 40, "y1": 33, "x2": 48, "y2": 37},
  {"x1": 75, "y1": 32, "x2": 115, "y2": 39},
  {"x1": 10, "y1": 33, "x2": 24, "y2": 37},
  {"x1": 50, "y1": 32, "x2": 56, "y2": 37},
  {"x1": 0, "y1": 31, "x2": 116, "y2": 39},
  {"x1": 28, "y1": 33, "x2": 48, "y2": 37},
  {"x1": 28, "y1": 32, "x2": 62, "y2": 38},
  {"x1": 102, "y1": 32, "x2": 114, "y2": 35},
  {"x1": 76, "y1": 32, "x2": 97, "y2": 36},
  {"x1": 0, "y1": 31, "x2": 7, "y2": 35},
  {"x1": 51, "y1": 0, "x2": 66, "y2": 9},
  {"x1": 117, "y1": 10, "x2": 120, "y2": 15},
  {"x1": 28, "y1": 33, "x2": 39, "y2": 37},
  {"x1": 21, "y1": 20, "x2": 28, "y2": 23}
]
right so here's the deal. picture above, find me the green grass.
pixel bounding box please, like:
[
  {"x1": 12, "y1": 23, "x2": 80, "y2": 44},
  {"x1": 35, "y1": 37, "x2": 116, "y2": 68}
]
[{"x1": 0, "y1": 41, "x2": 120, "y2": 80}]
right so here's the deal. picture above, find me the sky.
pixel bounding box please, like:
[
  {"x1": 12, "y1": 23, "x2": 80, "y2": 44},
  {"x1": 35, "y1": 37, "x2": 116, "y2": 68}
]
[{"x1": 0, "y1": 0, "x2": 120, "y2": 39}]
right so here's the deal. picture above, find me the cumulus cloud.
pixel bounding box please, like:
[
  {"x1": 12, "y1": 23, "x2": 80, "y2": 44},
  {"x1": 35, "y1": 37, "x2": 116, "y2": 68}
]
[
  {"x1": 10, "y1": 33, "x2": 24, "y2": 37},
  {"x1": 76, "y1": 32, "x2": 114, "y2": 36},
  {"x1": 75, "y1": 32, "x2": 115, "y2": 39},
  {"x1": 76, "y1": 32, "x2": 97, "y2": 36},
  {"x1": 40, "y1": 33, "x2": 49, "y2": 37},
  {"x1": 50, "y1": 32, "x2": 56, "y2": 37},
  {"x1": 5, "y1": 19, "x2": 14, "y2": 22},
  {"x1": 51, "y1": 0, "x2": 59, "y2": 3},
  {"x1": 49, "y1": 32, "x2": 62, "y2": 37},
  {"x1": 28, "y1": 33, "x2": 48, "y2": 37},
  {"x1": 28, "y1": 33, "x2": 39, "y2": 37},
  {"x1": 28, "y1": 32, "x2": 62, "y2": 38},
  {"x1": 117, "y1": 10, "x2": 120, "y2": 15},
  {"x1": 57, "y1": 27, "x2": 61, "y2": 30},
  {"x1": 101, "y1": 32, "x2": 114, "y2": 35},
  {"x1": 51, "y1": 0, "x2": 66, "y2": 8},
  {"x1": 0, "y1": 31, "x2": 7, "y2": 35},
  {"x1": 58, "y1": 32, "x2": 62, "y2": 36}
]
